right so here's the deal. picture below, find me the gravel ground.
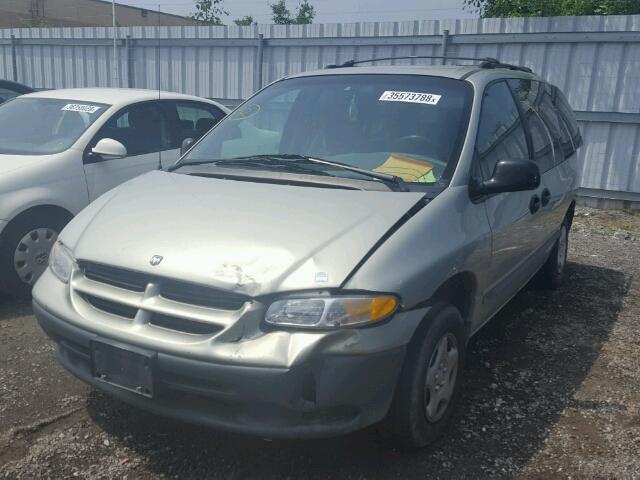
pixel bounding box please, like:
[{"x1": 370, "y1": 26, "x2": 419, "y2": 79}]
[{"x1": 1, "y1": 206, "x2": 639, "y2": 479}]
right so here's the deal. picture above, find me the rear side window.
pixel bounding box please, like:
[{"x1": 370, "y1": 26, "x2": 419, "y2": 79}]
[
  {"x1": 175, "y1": 102, "x2": 225, "y2": 145},
  {"x1": 507, "y1": 79, "x2": 556, "y2": 173},
  {"x1": 552, "y1": 87, "x2": 583, "y2": 150},
  {"x1": 475, "y1": 80, "x2": 529, "y2": 179},
  {"x1": 537, "y1": 85, "x2": 569, "y2": 163}
]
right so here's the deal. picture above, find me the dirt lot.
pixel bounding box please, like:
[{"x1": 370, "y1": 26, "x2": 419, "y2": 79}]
[{"x1": 1, "y1": 207, "x2": 639, "y2": 479}]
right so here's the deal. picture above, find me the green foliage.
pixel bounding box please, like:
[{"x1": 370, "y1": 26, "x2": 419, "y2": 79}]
[
  {"x1": 295, "y1": 0, "x2": 315, "y2": 24},
  {"x1": 271, "y1": 0, "x2": 315, "y2": 24},
  {"x1": 233, "y1": 15, "x2": 255, "y2": 26},
  {"x1": 21, "y1": 18, "x2": 49, "y2": 27},
  {"x1": 191, "y1": 0, "x2": 228, "y2": 25},
  {"x1": 464, "y1": 0, "x2": 640, "y2": 17}
]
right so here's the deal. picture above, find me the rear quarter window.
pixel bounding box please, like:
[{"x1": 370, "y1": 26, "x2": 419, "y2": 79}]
[{"x1": 537, "y1": 84, "x2": 573, "y2": 163}]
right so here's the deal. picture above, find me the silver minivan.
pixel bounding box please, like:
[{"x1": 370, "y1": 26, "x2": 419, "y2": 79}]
[{"x1": 33, "y1": 58, "x2": 582, "y2": 448}]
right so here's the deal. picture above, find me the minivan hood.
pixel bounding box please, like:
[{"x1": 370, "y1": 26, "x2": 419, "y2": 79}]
[{"x1": 69, "y1": 171, "x2": 424, "y2": 296}]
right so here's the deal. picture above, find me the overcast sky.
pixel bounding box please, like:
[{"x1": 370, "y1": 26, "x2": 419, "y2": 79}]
[{"x1": 115, "y1": 0, "x2": 475, "y2": 24}]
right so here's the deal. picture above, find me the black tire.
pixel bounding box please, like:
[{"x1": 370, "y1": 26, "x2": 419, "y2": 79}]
[
  {"x1": 0, "y1": 212, "x2": 68, "y2": 298},
  {"x1": 534, "y1": 219, "x2": 569, "y2": 290},
  {"x1": 380, "y1": 304, "x2": 466, "y2": 449}
]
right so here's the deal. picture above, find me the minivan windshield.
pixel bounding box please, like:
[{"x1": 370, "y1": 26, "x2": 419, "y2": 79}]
[
  {"x1": 180, "y1": 74, "x2": 473, "y2": 185},
  {"x1": 0, "y1": 97, "x2": 108, "y2": 155}
]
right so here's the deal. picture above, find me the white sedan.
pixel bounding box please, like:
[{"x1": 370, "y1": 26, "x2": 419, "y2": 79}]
[{"x1": 0, "y1": 88, "x2": 229, "y2": 297}]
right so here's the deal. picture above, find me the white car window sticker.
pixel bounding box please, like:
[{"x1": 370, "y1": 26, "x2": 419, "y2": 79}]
[
  {"x1": 378, "y1": 91, "x2": 441, "y2": 105},
  {"x1": 61, "y1": 103, "x2": 101, "y2": 114}
]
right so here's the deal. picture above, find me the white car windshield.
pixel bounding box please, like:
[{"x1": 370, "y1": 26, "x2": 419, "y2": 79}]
[
  {"x1": 0, "y1": 97, "x2": 108, "y2": 155},
  {"x1": 181, "y1": 74, "x2": 473, "y2": 184}
]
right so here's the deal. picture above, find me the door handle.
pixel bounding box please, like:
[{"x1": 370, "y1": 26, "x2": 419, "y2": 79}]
[
  {"x1": 529, "y1": 194, "x2": 541, "y2": 214},
  {"x1": 541, "y1": 188, "x2": 551, "y2": 207}
]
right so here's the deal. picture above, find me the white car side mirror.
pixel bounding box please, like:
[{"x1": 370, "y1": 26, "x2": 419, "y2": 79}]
[{"x1": 91, "y1": 138, "x2": 127, "y2": 160}]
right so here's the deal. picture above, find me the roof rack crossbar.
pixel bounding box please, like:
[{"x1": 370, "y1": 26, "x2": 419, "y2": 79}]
[{"x1": 325, "y1": 56, "x2": 532, "y2": 73}]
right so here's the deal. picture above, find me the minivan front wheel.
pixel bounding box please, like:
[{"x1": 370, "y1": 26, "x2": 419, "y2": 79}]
[
  {"x1": 380, "y1": 304, "x2": 465, "y2": 449},
  {"x1": 0, "y1": 213, "x2": 67, "y2": 298}
]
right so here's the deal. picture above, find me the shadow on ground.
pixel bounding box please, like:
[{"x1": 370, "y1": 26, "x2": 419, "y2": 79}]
[
  {"x1": 0, "y1": 294, "x2": 31, "y2": 321},
  {"x1": 85, "y1": 261, "x2": 628, "y2": 478}
]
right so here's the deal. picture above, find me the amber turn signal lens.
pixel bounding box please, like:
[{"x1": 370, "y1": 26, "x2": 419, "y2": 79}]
[{"x1": 370, "y1": 296, "x2": 398, "y2": 321}]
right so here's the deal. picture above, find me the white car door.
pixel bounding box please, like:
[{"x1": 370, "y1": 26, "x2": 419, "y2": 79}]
[{"x1": 83, "y1": 101, "x2": 178, "y2": 201}]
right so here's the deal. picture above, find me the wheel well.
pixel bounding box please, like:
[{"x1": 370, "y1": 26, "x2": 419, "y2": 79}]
[
  {"x1": 404, "y1": 272, "x2": 476, "y2": 352},
  {"x1": 430, "y1": 273, "x2": 476, "y2": 325},
  {"x1": 3, "y1": 205, "x2": 73, "y2": 237}
]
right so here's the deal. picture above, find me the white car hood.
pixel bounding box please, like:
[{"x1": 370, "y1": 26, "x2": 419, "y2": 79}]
[{"x1": 0, "y1": 153, "x2": 48, "y2": 176}]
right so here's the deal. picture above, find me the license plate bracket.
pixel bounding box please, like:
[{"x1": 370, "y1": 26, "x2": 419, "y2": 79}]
[{"x1": 90, "y1": 340, "x2": 155, "y2": 398}]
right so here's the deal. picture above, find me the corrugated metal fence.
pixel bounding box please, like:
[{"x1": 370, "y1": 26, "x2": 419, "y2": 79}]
[{"x1": 1, "y1": 16, "x2": 639, "y2": 207}]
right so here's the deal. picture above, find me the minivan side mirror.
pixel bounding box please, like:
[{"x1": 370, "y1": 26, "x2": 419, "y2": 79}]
[
  {"x1": 473, "y1": 160, "x2": 540, "y2": 197},
  {"x1": 91, "y1": 138, "x2": 127, "y2": 160},
  {"x1": 180, "y1": 137, "x2": 195, "y2": 156}
]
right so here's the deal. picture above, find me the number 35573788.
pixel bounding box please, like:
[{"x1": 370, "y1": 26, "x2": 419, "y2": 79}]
[{"x1": 378, "y1": 91, "x2": 442, "y2": 105}]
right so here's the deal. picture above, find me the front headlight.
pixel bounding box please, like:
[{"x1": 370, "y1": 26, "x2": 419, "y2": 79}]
[
  {"x1": 265, "y1": 294, "x2": 399, "y2": 329},
  {"x1": 48, "y1": 241, "x2": 76, "y2": 283}
]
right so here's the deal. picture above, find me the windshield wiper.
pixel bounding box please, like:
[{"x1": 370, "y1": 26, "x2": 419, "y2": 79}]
[
  {"x1": 213, "y1": 156, "x2": 338, "y2": 177},
  {"x1": 174, "y1": 155, "x2": 335, "y2": 177},
  {"x1": 170, "y1": 156, "x2": 317, "y2": 174},
  {"x1": 172, "y1": 154, "x2": 409, "y2": 192},
  {"x1": 268, "y1": 154, "x2": 410, "y2": 192}
]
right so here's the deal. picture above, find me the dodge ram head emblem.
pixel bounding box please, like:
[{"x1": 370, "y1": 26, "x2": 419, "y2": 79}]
[{"x1": 150, "y1": 255, "x2": 163, "y2": 266}]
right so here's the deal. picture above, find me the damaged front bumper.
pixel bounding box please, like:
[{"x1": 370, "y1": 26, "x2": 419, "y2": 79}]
[{"x1": 33, "y1": 269, "x2": 428, "y2": 438}]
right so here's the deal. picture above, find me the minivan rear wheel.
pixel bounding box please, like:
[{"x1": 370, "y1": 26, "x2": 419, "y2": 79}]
[
  {"x1": 380, "y1": 304, "x2": 465, "y2": 449},
  {"x1": 0, "y1": 213, "x2": 67, "y2": 298},
  {"x1": 534, "y1": 220, "x2": 569, "y2": 290}
]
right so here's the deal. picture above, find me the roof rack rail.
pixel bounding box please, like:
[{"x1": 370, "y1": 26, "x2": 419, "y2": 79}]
[{"x1": 325, "y1": 56, "x2": 533, "y2": 73}]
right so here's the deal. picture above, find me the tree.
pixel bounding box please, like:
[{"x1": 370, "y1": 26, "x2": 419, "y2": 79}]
[
  {"x1": 294, "y1": 0, "x2": 315, "y2": 24},
  {"x1": 271, "y1": 0, "x2": 315, "y2": 24},
  {"x1": 233, "y1": 15, "x2": 255, "y2": 26},
  {"x1": 463, "y1": 0, "x2": 640, "y2": 17},
  {"x1": 191, "y1": 0, "x2": 228, "y2": 25}
]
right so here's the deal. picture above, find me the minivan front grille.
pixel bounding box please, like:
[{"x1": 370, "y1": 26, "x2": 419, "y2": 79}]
[
  {"x1": 83, "y1": 262, "x2": 147, "y2": 292},
  {"x1": 83, "y1": 294, "x2": 138, "y2": 319},
  {"x1": 150, "y1": 313, "x2": 223, "y2": 335},
  {"x1": 79, "y1": 261, "x2": 248, "y2": 311},
  {"x1": 74, "y1": 261, "x2": 249, "y2": 337}
]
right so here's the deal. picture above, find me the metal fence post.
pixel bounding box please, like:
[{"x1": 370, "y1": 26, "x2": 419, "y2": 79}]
[
  {"x1": 440, "y1": 29, "x2": 450, "y2": 65},
  {"x1": 125, "y1": 35, "x2": 134, "y2": 88},
  {"x1": 10, "y1": 35, "x2": 18, "y2": 82},
  {"x1": 256, "y1": 33, "x2": 265, "y2": 90}
]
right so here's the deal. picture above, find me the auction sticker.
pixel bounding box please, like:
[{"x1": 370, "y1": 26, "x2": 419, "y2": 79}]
[
  {"x1": 379, "y1": 91, "x2": 441, "y2": 105},
  {"x1": 62, "y1": 103, "x2": 101, "y2": 114}
]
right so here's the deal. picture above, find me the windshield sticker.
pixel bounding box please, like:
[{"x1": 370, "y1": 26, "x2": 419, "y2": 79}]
[
  {"x1": 61, "y1": 103, "x2": 101, "y2": 114},
  {"x1": 379, "y1": 91, "x2": 441, "y2": 105},
  {"x1": 315, "y1": 272, "x2": 329, "y2": 283}
]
